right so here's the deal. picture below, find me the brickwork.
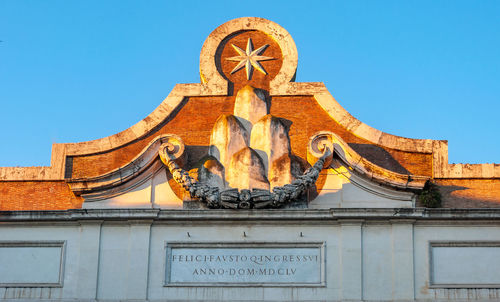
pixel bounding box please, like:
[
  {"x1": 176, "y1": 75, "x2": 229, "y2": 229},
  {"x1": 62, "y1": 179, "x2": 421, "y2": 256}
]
[
  {"x1": 436, "y1": 178, "x2": 500, "y2": 207},
  {"x1": 271, "y1": 96, "x2": 433, "y2": 177},
  {"x1": 71, "y1": 96, "x2": 234, "y2": 179},
  {"x1": 0, "y1": 181, "x2": 83, "y2": 210},
  {"x1": 70, "y1": 95, "x2": 433, "y2": 181}
]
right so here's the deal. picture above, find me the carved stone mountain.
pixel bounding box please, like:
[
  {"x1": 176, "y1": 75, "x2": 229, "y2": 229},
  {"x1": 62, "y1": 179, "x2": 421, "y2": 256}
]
[
  {"x1": 159, "y1": 85, "x2": 324, "y2": 209},
  {"x1": 201, "y1": 85, "x2": 297, "y2": 194}
]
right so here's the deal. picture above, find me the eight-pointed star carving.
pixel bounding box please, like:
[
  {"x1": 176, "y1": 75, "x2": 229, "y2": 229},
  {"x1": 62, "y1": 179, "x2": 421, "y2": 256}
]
[{"x1": 226, "y1": 38, "x2": 275, "y2": 80}]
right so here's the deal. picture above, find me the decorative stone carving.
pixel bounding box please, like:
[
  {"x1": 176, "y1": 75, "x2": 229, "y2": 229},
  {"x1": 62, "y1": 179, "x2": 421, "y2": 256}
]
[
  {"x1": 158, "y1": 89, "x2": 428, "y2": 209},
  {"x1": 158, "y1": 84, "x2": 332, "y2": 209},
  {"x1": 227, "y1": 147, "x2": 269, "y2": 190},
  {"x1": 63, "y1": 17, "x2": 434, "y2": 211},
  {"x1": 226, "y1": 38, "x2": 275, "y2": 80},
  {"x1": 307, "y1": 131, "x2": 429, "y2": 189},
  {"x1": 250, "y1": 114, "x2": 292, "y2": 188},
  {"x1": 198, "y1": 156, "x2": 225, "y2": 189},
  {"x1": 307, "y1": 131, "x2": 335, "y2": 169},
  {"x1": 233, "y1": 85, "x2": 268, "y2": 131},
  {"x1": 159, "y1": 140, "x2": 329, "y2": 209},
  {"x1": 208, "y1": 114, "x2": 249, "y2": 169}
]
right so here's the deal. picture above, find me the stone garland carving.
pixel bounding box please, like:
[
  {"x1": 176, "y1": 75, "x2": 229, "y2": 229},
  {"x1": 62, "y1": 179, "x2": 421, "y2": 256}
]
[{"x1": 159, "y1": 141, "x2": 329, "y2": 209}]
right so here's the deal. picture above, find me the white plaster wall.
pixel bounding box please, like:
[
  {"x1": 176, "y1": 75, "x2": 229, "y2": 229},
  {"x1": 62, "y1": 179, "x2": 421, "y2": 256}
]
[
  {"x1": 83, "y1": 167, "x2": 183, "y2": 209},
  {"x1": 0, "y1": 225, "x2": 80, "y2": 300},
  {"x1": 1, "y1": 211, "x2": 500, "y2": 301},
  {"x1": 414, "y1": 225, "x2": 500, "y2": 301},
  {"x1": 362, "y1": 224, "x2": 393, "y2": 300},
  {"x1": 0, "y1": 244, "x2": 63, "y2": 285},
  {"x1": 309, "y1": 171, "x2": 415, "y2": 209}
]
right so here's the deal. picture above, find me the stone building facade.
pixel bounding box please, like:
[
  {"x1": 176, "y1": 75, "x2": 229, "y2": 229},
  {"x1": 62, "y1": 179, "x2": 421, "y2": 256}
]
[{"x1": 1, "y1": 17, "x2": 499, "y2": 302}]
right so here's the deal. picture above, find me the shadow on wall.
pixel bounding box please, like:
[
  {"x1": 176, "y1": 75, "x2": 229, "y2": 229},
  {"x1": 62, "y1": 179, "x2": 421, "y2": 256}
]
[
  {"x1": 349, "y1": 143, "x2": 410, "y2": 175},
  {"x1": 184, "y1": 145, "x2": 210, "y2": 168},
  {"x1": 434, "y1": 183, "x2": 500, "y2": 208}
]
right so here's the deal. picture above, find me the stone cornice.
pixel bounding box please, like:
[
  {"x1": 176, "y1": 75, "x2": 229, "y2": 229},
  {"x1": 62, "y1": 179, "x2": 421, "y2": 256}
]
[{"x1": 1, "y1": 208, "x2": 500, "y2": 223}]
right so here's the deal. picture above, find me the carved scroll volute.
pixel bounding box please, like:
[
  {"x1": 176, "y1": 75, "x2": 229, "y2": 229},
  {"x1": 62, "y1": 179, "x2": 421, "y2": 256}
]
[
  {"x1": 307, "y1": 131, "x2": 335, "y2": 169},
  {"x1": 158, "y1": 135, "x2": 186, "y2": 167}
]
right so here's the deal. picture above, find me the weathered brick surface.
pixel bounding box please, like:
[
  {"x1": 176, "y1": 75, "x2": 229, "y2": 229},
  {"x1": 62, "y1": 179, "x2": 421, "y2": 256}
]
[
  {"x1": 70, "y1": 95, "x2": 433, "y2": 181},
  {"x1": 436, "y1": 178, "x2": 500, "y2": 207},
  {"x1": 0, "y1": 181, "x2": 83, "y2": 210},
  {"x1": 71, "y1": 96, "x2": 234, "y2": 178},
  {"x1": 270, "y1": 96, "x2": 433, "y2": 177}
]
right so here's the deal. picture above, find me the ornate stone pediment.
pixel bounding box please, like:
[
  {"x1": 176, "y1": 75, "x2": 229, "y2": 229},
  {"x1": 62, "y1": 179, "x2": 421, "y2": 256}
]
[
  {"x1": 62, "y1": 17, "x2": 433, "y2": 209},
  {"x1": 155, "y1": 84, "x2": 333, "y2": 209}
]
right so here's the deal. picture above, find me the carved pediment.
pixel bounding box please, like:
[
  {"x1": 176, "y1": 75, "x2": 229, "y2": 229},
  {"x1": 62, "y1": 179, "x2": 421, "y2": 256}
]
[{"x1": 64, "y1": 17, "x2": 431, "y2": 210}]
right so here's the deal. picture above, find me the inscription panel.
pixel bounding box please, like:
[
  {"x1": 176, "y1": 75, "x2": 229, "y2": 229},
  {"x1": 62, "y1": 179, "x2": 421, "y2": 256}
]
[
  {"x1": 165, "y1": 242, "x2": 325, "y2": 286},
  {"x1": 430, "y1": 241, "x2": 500, "y2": 288},
  {"x1": 0, "y1": 241, "x2": 65, "y2": 287}
]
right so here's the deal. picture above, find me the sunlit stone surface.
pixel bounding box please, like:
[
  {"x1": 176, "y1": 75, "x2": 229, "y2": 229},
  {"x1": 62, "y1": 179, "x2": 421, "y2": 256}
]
[
  {"x1": 227, "y1": 147, "x2": 269, "y2": 190},
  {"x1": 208, "y1": 114, "x2": 249, "y2": 170},
  {"x1": 250, "y1": 114, "x2": 292, "y2": 188},
  {"x1": 233, "y1": 85, "x2": 268, "y2": 131}
]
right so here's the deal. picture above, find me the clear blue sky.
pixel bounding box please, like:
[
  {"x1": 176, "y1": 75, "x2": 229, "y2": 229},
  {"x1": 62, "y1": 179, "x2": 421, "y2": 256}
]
[{"x1": 1, "y1": 0, "x2": 499, "y2": 167}]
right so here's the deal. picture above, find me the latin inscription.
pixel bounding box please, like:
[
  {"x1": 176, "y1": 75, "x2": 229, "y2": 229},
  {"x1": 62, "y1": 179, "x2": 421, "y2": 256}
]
[{"x1": 166, "y1": 245, "x2": 323, "y2": 285}]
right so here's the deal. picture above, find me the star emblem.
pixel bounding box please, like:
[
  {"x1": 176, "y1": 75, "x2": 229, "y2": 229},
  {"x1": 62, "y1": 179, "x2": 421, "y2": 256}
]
[{"x1": 226, "y1": 38, "x2": 275, "y2": 80}]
